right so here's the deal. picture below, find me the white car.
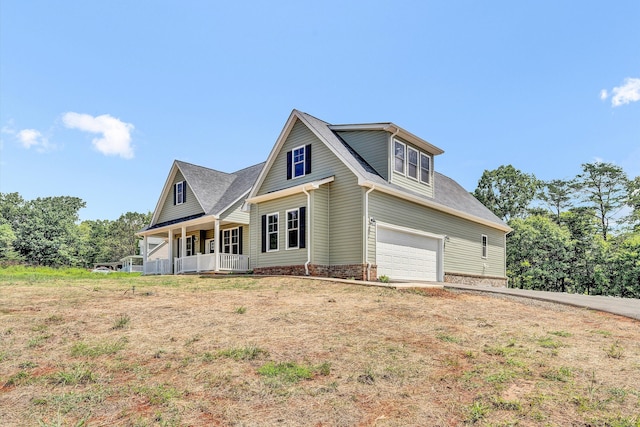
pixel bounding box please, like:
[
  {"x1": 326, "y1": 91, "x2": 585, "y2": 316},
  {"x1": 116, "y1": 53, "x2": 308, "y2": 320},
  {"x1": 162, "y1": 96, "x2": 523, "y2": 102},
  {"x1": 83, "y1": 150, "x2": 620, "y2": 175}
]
[{"x1": 91, "y1": 267, "x2": 112, "y2": 274}]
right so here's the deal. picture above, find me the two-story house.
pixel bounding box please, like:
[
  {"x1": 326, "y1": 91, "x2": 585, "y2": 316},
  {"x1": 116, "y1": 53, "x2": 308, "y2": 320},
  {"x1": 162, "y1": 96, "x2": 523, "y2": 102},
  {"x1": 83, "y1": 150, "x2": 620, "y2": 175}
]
[{"x1": 138, "y1": 109, "x2": 510, "y2": 286}]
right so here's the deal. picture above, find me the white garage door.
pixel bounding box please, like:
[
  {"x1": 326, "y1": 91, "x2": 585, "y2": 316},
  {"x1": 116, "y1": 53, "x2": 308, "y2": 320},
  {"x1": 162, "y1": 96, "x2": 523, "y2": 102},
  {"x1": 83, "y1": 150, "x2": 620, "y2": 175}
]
[{"x1": 376, "y1": 226, "x2": 439, "y2": 281}]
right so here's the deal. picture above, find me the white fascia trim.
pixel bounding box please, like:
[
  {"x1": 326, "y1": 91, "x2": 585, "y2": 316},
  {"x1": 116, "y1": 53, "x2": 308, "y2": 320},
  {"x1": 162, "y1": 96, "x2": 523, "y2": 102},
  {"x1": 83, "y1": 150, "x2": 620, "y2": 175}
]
[
  {"x1": 330, "y1": 123, "x2": 444, "y2": 156},
  {"x1": 247, "y1": 110, "x2": 300, "y2": 201},
  {"x1": 149, "y1": 161, "x2": 179, "y2": 226},
  {"x1": 246, "y1": 176, "x2": 334, "y2": 204},
  {"x1": 215, "y1": 188, "x2": 252, "y2": 217},
  {"x1": 359, "y1": 180, "x2": 512, "y2": 233},
  {"x1": 376, "y1": 221, "x2": 446, "y2": 241},
  {"x1": 136, "y1": 214, "x2": 218, "y2": 237}
]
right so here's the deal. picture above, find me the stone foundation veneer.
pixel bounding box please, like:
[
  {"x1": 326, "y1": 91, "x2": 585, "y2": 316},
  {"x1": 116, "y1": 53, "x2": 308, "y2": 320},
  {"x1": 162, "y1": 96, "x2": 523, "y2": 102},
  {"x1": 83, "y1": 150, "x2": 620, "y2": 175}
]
[
  {"x1": 444, "y1": 272, "x2": 508, "y2": 287},
  {"x1": 253, "y1": 264, "x2": 377, "y2": 281}
]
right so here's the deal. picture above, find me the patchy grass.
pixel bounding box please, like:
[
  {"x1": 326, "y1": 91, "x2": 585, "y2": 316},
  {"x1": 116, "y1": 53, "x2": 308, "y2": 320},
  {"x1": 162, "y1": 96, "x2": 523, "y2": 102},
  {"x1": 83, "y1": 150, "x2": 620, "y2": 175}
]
[{"x1": 0, "y1": 273, "x2": 639, "y2": 426}]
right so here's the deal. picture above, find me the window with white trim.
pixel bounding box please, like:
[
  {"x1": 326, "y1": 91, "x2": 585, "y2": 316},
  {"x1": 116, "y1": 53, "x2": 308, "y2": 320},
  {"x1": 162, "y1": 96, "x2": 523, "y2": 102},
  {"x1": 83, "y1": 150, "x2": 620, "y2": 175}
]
[
  {"x1": 420, "y1": 153, "x2": 431, "y2": 184},
  {"x1": 286, "y1": 209, "x2": 299, "y2": 249},
  {"x1": 175, "y1": 181, "x2": 186, "y2": 205},
  {"x1": 407, "y1": 146, "x2": 419, "y2": 180},
  {"x1": 293, "y1": 146, "x2": 306, "y2": 178},
  {"x1": 482, "y1": 234, "x2": 488, "y2": 258},
  {"x1": 267, "y1": 213, "x2": 279, "y2": 251},
  {"x1": 223, "y1": 228, "x2": 240, "y2": 254},
  {"x1": 394, "y1": 140, "x2": 405, "y2": 174}
]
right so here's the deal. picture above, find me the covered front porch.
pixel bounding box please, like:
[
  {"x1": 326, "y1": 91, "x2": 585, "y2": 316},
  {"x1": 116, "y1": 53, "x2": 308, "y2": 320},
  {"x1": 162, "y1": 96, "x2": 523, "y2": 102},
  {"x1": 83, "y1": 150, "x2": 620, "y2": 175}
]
[{"x1": 139, "y1": 214, "x2": 249, "y2": 275}]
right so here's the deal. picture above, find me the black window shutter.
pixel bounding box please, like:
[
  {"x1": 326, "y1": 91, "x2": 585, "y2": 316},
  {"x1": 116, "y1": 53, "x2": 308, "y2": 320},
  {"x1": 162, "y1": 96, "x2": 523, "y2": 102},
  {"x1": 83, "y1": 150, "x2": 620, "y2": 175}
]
[
  {"x1": 299, "y1": 207, "x2": 306, "y2": 249},
  {"x1": 183, "y1": 181, "x2": 186, "y2": 203},
  {"x1": 305, "y1": 144, "x2": 312, "y2": 174},
  {"x1": 238, "y1": 227, "x2": 243, "y2": 255},
  {"x1": 219, "y1": 229, "x2": 223, "y2": 253},
  {"x1": 173, "y1": 184, "x2": 177, "y2": 205},
  {"x1": 286, "y1": 150, "x2": 292, "y2": 180},
  {"x1": 261, "y1": 215, "x2": 267, "y2": 253}
]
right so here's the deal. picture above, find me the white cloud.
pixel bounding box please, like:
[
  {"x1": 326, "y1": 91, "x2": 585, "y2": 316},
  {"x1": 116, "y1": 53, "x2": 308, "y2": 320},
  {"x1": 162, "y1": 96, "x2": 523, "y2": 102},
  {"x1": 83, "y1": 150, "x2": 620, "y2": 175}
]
[
  {"x1": 601, "y1": 77, "x2": 640, "y2": 107},
  {"x1": 62, "y1": 112, "x2": 135, "y2": 159},
  {"x1": 5, "y1": 127, "x2": 55, "y2": 152},
  {"x1": 17, "y1": 129, "x2": 44, "y2": 148}
]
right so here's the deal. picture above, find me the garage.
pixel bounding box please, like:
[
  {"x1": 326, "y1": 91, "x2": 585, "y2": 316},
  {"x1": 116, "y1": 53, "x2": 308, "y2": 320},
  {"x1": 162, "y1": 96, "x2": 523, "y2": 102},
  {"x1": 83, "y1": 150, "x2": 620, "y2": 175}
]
[{"x1": 376, "y1": 225, "x2": 443, "y2": 282}]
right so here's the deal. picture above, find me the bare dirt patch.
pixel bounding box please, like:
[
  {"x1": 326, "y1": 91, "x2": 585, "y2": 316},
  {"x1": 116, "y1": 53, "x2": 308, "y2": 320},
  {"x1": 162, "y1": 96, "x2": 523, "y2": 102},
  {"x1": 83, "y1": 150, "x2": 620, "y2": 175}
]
[{"x1": 1, "y1": 275, "x2": 639, "y2": 426}]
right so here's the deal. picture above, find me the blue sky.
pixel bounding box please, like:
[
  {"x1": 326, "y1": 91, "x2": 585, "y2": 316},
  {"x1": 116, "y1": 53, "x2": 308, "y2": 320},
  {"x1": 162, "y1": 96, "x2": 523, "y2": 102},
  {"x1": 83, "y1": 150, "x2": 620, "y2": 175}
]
[{"x1": 1, "y1": 1, "x2": 638, "y2": 221}]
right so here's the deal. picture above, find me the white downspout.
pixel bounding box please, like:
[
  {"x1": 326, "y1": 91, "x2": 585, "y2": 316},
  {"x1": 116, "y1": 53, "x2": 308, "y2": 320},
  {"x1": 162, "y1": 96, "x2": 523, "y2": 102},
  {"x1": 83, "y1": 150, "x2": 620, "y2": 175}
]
[
  {"x1": 302, "y1": 187, "x2": 311, "y2": 276},
  {"x1": 364, "y1": 185, "x2": 375, "y2": 281}
]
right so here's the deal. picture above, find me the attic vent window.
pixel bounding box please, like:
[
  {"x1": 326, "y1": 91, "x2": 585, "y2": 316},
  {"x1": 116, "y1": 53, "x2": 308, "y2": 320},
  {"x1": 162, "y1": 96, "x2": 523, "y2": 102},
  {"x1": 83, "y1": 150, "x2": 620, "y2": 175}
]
[{"x1": 174, "y1": 181, "x2": 187, "y2": 205}]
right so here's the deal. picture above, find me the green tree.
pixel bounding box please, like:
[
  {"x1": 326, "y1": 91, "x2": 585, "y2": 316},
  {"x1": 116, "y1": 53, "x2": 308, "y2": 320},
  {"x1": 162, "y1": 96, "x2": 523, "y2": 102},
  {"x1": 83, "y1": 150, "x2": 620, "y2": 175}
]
[
  {"x1": 626, "y1": 176, "x2": 640, "y2": 231},
  {"x1": 560, "y1": 207, "x2": 606, "y2": 295},
  {"x1": 575, "y1": 162, "x2": 629, "y2": 241},
  {"x1": 507, "y1": 215, "x2": 573, "y2": 291},
  {"x1": 78, "y1": 219, "x2": 112, "y2": 267},
  {"x1": 13, "y1": 196, "x2": 86, "y2": 267},
  {"x1": 101, "y1": 211, "x2": 151, "y2": 262},
  {"x1": 0, "y1": 222, "x2": 21, "y2": 262},
  {"x1": 473, "y1": 165, "x2": 539, "y2": 221},
  {"x1": 606, "y1": 234, "x2": 640, "y2": 298},
  {"x1": 539, "y1": 179, "x2": 575, "y2": 222}
]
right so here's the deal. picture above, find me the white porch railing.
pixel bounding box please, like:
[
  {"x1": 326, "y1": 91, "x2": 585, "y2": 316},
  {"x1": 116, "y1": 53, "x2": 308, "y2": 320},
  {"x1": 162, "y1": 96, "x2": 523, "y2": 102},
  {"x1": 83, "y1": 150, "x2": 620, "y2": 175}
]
[
  {"x1": 122, "y1": 265, "x2": 144, "y2": 273},
  {"x1": 144, "y1": 259, "x2": 171, "y2": 275},
  {"x1": 219, "y1": 253, "x2": 250, "y2": 271},
  {"x1": 173, "y1": 253, "x2": 250, "y2": 274}
]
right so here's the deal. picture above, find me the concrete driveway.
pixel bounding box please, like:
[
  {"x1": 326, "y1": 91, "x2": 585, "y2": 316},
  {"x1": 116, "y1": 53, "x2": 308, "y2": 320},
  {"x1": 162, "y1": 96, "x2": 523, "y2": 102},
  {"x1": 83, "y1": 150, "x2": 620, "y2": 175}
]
[{"x1": 443, "y1": 283, "x2": 640, "y2": 321}]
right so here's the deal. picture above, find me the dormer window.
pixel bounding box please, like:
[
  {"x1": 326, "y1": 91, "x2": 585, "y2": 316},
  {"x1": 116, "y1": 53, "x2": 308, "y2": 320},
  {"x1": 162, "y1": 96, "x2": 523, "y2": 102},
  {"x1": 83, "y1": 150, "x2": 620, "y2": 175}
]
[
  {"x1": 394, "y1": 141, "x2": 405, "y2": 174},
  {"x1": 407, "y1": 147, "x2": 419, "y2": 180},
  {"x1": 286, "y1": 144, "x2": 312, "y2": 180},
  {"x1": 420, "y1": 153, "x2": 431, "y2": 184}
]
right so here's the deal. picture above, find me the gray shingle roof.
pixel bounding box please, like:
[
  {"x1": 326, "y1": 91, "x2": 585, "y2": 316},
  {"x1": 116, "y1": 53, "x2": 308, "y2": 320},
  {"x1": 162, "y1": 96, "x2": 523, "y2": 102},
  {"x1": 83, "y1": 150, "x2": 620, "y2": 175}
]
[
  {"x1": 176, "y1": 160, "x2": 265, "y2": 216},
  {"x1": 296, "y1": 110, "x2": 507, "y2": 230}
]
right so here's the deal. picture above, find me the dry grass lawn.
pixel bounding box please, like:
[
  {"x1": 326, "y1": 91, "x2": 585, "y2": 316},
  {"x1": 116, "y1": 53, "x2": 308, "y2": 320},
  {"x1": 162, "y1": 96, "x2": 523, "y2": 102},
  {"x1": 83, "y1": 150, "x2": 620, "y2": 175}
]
[{"x1": 1, "y1": 275, "x2": 639, "y2": 426}]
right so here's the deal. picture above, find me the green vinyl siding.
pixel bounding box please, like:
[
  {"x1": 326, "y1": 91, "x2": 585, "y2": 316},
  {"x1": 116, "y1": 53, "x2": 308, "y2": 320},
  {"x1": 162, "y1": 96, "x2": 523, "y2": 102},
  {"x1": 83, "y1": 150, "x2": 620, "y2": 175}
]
[
  {"x1": 259, "y1": 120, "x2": 343, "y2": 195},
  {"x1": 156, "y1": 171, "x2": 204, "y2": 224},
  {"x1": 312, "y1": 186, "x2": 329, "y2": 265},
  {"x1": 251, "y1": 117, "x2": 363, "y2": 268},
  {"x1": 336, "y1": 130, "x2": 389, "y2": 180},
  {"x1": 219, "y1": 197, "x2": 250, "y2": 224},
  {"x1": 390, "y1": 138, "x2": 434, "y2": 199},
  {"x1": 250, "y1": 193, "x2": 308, "y2": 267},
  {"x1": 368, "y1": 191, "x2": 506, "y2": 278}
]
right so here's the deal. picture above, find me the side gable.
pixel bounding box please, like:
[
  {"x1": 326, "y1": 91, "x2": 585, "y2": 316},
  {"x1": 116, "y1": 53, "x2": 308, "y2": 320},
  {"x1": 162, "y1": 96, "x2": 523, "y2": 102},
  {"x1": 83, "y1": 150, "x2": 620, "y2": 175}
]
[
  {"x1": 155, "y1": 168, "x2": 205, "y2": 225},
  {"x1": 250, "y1": 112, "x2": 361, "y2": 197}
]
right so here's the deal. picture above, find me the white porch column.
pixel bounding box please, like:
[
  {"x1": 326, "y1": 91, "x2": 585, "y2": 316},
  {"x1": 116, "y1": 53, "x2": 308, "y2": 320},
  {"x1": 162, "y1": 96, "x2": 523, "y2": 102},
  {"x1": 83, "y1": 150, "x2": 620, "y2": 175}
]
[
  {"x1": 214, "y1": 220, "x2": 220, "y2": 272},
  {"x1": 181, "y1": 225, "x2": 187, "y2": 261},
  {"x1": 168, "y1": 228, "x2": 174, "y2": 274},
  {"x1": 142, "y1": 235, "x2": 148, "y2": 274}
]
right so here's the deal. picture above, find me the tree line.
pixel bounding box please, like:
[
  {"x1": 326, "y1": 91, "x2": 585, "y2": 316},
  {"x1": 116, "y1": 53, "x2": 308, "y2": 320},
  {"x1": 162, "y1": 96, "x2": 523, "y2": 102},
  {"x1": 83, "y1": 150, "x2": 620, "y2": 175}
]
[
  {"x1": 474, "y1": 162, "x2": 640, "y2": 298},
  {"x1": 0, "y1": 192, "x2": 150, "y2": 268}
]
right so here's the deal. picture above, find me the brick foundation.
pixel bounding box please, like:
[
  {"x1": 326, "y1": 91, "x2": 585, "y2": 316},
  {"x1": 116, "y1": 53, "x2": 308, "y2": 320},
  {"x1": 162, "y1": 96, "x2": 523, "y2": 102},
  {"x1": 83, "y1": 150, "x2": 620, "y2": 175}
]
[
  {"x1": 444, "y1": 272, "x2": 508, "y2": 287},
  {"x1": 253, "y1": 264, "x2": 377, "y2": 281}
]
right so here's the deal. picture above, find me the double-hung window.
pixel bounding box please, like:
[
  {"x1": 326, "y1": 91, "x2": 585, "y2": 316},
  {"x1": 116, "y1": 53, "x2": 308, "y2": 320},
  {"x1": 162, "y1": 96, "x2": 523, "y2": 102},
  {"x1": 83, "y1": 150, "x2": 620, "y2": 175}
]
[
  {"x1": 267, "y1": 213, "x2": 279, "y2": 251},
  {"x1": 286, "y1": 209, "x2": 299, "y2": 249},
  {"x1": 174, "y1": 181, "x2": 186, "y2": 205},
  {"x1": 222, "y1": 228, "x2": 240, "y2": 254},
  {"x1": 420, "y1": 153, "x2": 431, "y2": 184},
  {"x1": 481, "y1": 235, "x2": 488, "y2": 259},
  {"x1": 407, "y1": 147, "x2": 419, "y2": 180},
  {"x1": 293, "y1": 146, "x2": 306, "y2": 178},
  {"x1": 394, "y1": 141, "x2": 405, "y2": 174}
]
